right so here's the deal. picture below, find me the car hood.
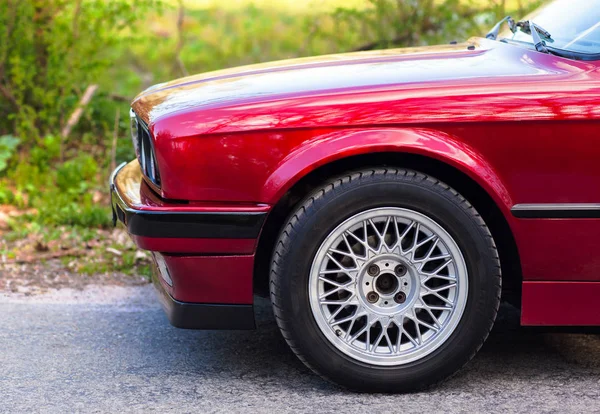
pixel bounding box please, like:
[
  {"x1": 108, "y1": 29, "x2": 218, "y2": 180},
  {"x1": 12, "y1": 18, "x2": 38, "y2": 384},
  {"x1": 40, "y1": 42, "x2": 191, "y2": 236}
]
[{"x1": 132, "y1": 37, "x2": 591, "y2": 132}]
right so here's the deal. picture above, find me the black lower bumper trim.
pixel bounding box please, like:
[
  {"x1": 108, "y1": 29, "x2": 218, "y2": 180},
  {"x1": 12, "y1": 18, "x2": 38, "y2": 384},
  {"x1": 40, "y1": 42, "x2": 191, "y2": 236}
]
[
  {"x1": 116, "y1": 200, "x2": 266, "y2": 239},
  {"x1": 152, "y1": 271, "x2": 256, "y2": 330}
]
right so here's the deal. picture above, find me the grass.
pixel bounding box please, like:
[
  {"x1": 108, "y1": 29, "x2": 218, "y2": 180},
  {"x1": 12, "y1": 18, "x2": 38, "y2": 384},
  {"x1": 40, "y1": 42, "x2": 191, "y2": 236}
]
[
  {"x1": 1, "y1": 222, "x2": 152, "y2": 279},
  {"x1": 177, "y1": 0, "x2": 368, "y2": 12},
  {"x1": 174, "y1": 0, "x2": 533, "y2": 12}
]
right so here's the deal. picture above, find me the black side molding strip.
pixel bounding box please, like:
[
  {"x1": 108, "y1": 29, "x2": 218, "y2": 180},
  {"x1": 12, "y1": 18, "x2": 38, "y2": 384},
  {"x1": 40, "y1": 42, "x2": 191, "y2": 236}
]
[
  {"x1": 511, "y1": 203, "x2": 600, "y2": 219},
  {"x1": 153, "y1": 271, "x2": 256, "y2": 330}
]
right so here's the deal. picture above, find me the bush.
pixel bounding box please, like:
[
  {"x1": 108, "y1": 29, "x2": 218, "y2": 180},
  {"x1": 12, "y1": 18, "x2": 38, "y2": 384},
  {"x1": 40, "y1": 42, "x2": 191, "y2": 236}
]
[
  {"x1": 317, "y1": 0, "x2": 543, "y2": 52},
  {"x1": 7, "y1": 143, "x2": 111, "y2": 229},
  {"x1": 0, "y1": 0, "x2": 160, "y2": 141},
  {"x1": 0, "y1": 135, "x2": 20, "y2": 172},
  {"x1": 36, "y1": 194, "x2": 111, "y2": 228},
  {"x1": 56, "y1": 154, "x2": 97, "y2": 194}
]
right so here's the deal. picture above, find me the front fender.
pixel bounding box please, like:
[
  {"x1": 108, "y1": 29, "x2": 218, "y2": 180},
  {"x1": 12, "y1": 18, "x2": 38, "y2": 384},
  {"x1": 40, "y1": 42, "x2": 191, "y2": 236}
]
[{"x1": 261, "y1": 128, "x2": 513, "y2": 218}]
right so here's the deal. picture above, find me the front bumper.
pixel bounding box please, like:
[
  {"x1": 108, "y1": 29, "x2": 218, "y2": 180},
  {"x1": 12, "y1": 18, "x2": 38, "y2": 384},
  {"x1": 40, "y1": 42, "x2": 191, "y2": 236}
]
[
  {"x1": 151, "y1": 263, "x2": 255, "y2": 330},
  {"x1": 110, "y1": 160, "x2": 264, "y2": 330},
  {"x1": 110, "y1": 161, "x2": 266, "y2": 250}
]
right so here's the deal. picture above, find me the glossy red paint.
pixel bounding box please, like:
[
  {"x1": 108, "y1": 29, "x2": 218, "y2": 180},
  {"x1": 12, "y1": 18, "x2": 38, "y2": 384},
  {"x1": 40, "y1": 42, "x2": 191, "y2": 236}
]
[
  {"x1": 136, "y1": 179, "x2": 270, "y2": 214},
  {"x1": 123, "y1": 36, "x2": 600, "y2": 326},
  {"x1": 510, "y1": 219, "x2": 600, "y2": 282},
  {"x1": 260, "y1": 128, "x2": 513, "y2": 212},
  {"x1": 521, "y1": 282, "x2": 600, "y2": 326},
  {"x1": 132, "y1": 236, "x2": 256, "y2": 254},
  {"x1": 156, "y1": 254, "x2": 254, "y2": 304},
  {"x1": 133, "y1": 38, "x2": 600, "y2": 206}
]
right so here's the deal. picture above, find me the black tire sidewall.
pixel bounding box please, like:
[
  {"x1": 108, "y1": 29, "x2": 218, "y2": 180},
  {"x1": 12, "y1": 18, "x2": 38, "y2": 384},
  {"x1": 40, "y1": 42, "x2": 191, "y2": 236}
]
[{"x1": 274, "y1": 172, "x2": 499, "y2": 392}]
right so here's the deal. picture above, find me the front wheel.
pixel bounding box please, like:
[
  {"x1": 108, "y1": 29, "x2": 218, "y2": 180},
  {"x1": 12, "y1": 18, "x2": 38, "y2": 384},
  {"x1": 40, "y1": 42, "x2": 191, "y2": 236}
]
[{"x1": 270, "y1": 169, "x2": 501, "y2": 392}]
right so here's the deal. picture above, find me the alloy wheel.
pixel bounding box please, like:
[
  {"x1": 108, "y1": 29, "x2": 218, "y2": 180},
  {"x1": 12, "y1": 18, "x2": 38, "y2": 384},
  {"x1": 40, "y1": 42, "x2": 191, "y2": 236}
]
[{"x1": 309, "y1": 207, "x2": 468, "y2": 366}]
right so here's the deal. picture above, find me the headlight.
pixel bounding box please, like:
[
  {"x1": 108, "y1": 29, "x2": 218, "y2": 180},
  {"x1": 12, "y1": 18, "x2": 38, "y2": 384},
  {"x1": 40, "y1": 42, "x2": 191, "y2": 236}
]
[
  {"x1": 130, "y1": 108, "x2": 161, "y2": 187},
  {"x1": 130, "y1": 108, "x2": 140, "y2": 157}
]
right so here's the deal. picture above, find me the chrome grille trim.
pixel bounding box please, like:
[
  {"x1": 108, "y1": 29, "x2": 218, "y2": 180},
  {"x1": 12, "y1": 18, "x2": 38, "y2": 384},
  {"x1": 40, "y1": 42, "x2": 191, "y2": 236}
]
[{"x1": 131, "y1": 111, "x2": 161, "y2": 187}]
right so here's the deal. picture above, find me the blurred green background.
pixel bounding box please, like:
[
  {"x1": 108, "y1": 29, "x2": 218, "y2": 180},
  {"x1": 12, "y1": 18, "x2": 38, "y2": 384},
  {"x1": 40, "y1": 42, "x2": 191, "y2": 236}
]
[{"x1": 0, "y1": 0, "x2": 543, "y2": 272}]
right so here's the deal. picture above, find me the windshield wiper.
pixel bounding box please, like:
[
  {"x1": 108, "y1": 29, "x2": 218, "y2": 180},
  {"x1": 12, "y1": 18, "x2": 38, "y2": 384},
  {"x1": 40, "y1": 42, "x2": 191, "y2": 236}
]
[
  {"x1": 486, "y1": 16, "x2": 553, "y2": 54},
  {"x1": 523, "y1": 20, "x2": 550, "y2": 53},
  {"x1": 512, "y1": 20, "x2": 552, "y2": 40},
  {"x1": 486, "y1": 16, "x2": 513, "y2": 40}
]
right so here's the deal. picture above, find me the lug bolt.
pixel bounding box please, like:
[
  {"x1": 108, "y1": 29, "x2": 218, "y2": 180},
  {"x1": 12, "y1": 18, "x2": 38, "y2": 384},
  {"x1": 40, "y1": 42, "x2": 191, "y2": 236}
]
[
  {"x1": 394, "y1": 292, "x2": 407, "y2": 304},
  {"x1": 366, "y1": 291, "x2": 379, "y2": 303},
  {"x1": 395, "y1": 264, "x2": 407, "y2": 276},
  {"x1": 367, "y1": 264, "x2": 380, "y2": 277}
]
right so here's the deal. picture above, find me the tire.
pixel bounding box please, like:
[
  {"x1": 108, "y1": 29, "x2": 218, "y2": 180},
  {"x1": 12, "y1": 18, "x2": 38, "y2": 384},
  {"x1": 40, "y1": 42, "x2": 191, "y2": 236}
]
[{"x1": 270, "y1": 168, "x2": 501, "y2": 392}]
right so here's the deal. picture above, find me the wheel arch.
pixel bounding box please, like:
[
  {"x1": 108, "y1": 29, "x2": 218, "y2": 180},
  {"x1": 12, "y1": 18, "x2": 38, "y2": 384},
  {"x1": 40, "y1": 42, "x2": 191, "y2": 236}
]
[{"x1": 254, "y1": 132, "x2": 522, "y2": 304}]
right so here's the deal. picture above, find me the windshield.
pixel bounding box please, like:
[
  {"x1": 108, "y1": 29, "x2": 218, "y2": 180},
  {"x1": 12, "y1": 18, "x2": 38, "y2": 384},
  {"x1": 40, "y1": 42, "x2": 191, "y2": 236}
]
[{"x1": 499, "y1": 0, "x2": 600, "y2": 55}]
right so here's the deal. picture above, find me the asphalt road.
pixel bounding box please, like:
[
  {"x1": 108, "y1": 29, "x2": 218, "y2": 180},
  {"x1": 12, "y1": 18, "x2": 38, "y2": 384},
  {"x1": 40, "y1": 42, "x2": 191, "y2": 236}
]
[{"x1": 1, "y1": 285, "x2": 600, "y2": 414}]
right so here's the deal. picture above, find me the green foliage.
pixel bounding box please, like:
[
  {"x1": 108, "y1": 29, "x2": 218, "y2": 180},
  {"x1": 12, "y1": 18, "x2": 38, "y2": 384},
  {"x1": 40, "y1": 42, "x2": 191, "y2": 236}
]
[
  {"x1": 0, "y1": 0, "x2": 161, "y2": 140},
  {"x1": 10, "y1": 135, "x2": 59, "y2": 196},
  {"x1": 56, "y1": 154, "x2": 97, "y2": 194},
  {"x1": 0, "y1": 135, "x2": 20, "y2": 172},
  {"x1": 322, "y1": 0, "x2": 543, "y2": 51},
  {"x1": 30, "y1": 135, "x2": 61, "y2": 171},
  {"x1": 29, "y1": 153, "x2": 111, "y2": 228},
  {"x1": 8, "y1": 147, "x2": 110, "y2": 228},
  {"x1": 0, "y1": 181, "x2": 16, "y2": 204},
  {"x1": 36, "y1": 194, "x2": 111, "y2": 228}
]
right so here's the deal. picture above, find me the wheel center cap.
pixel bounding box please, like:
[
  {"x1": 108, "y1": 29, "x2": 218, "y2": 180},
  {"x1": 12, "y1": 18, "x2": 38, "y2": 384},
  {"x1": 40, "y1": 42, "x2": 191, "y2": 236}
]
[
  {"x1": 357, "y1": 255, "x2": 416, "y2": 315},
  {"x1": 375, "y1": 273, "x2": 397, "y2": 294}
]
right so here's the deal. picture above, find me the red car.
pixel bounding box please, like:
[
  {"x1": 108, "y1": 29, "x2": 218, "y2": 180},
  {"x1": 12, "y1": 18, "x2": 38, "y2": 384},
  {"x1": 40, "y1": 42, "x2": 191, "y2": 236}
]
[{"x1": 111, "y1": 0, "x2": 600, "y2": 392}]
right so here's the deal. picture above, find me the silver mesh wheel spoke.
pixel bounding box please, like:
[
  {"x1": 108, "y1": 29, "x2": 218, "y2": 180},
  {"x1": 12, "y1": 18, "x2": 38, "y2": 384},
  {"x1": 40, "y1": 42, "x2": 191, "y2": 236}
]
[{"x1": 309, "y1": 207, "x2": 468, "y2": 366}]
